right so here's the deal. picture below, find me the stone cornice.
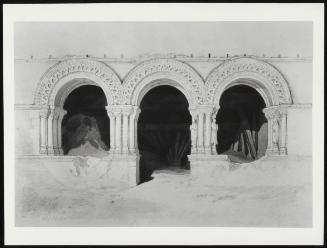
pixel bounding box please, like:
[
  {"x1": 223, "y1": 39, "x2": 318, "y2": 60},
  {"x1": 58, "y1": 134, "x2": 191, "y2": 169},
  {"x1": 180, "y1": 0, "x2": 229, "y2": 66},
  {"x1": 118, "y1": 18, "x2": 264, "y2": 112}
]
[
  {"x1": 15, "y1": 104, "x2": 46, "y2": 110},
  {"x1": 15, "y1": 55, "x2": 313, "y2": 64}
]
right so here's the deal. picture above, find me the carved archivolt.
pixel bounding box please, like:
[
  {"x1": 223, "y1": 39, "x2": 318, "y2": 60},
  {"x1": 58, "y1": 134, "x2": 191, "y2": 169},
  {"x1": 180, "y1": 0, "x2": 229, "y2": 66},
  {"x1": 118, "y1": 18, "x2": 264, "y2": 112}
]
[
  {"x1": 205, "y1": 57, "x2": 292, "y2": 106},
  {"x1": 34, "y1": 58, "x2": 122, "y2": 105},
  {"x1": 122, "y1": 58, "x2": 205, "y2": 106}
]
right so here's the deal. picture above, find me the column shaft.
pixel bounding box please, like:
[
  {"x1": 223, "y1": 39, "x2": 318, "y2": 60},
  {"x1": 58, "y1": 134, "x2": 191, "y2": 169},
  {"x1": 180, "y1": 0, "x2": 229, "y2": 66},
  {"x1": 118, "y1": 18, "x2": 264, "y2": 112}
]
[
  {"x1": 109, "y1": 114, "x2": 115, "y2": 152},
  {"x1": 47, "y1": 108, "x2": 55, "y2": 155},
  {"x1": 267, "y1": 118, "x2": 272, "y2": 154},
  {"x1": 122, "y1": 113, "x2": 129, "y2": 154},
  {"x1": 115, "y1": 113, "x2": 122, "y2": 154},
  {"x1": 39, "y1": 112, "x2": 48, "y2": 154},
  {"x1": 197, "y1": 112, "x2": 204, "y2": 153},
  {"x1": 280, "y1": 113, "x2": 287, "y2": 154},
  {"x1": 129, "y1": 111, "x2": 135, "y2": 154},
  {"x1": 57, "y1": 109, "x2": 66, "y2": 155},
  {"x1": 52, "y1": 114, "x2": 59, "y2": 155},
  {"x1": 204, "y1": 112, "x2": 211, "y2": 154}
]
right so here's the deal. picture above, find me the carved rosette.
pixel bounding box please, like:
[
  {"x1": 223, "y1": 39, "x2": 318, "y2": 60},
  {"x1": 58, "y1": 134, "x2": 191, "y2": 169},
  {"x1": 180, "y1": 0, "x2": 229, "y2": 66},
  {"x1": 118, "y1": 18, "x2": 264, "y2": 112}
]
[
  {"x1": 205, "y1": 57, "x2": 292, "y2": 105},
  {"x1": 122, "y1": 58, "x2": 205, "y2": 106},
  {"x1": 34, "y1": 58, "x2": 122, "y2": 105}
]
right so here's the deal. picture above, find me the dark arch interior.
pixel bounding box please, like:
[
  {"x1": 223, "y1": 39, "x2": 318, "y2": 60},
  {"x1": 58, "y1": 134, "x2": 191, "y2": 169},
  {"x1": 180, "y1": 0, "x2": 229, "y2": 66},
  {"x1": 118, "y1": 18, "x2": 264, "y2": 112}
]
[
  {"x1": 216, "y1": 84, "x2": 268, "y2": 163},
  {"x1": 61, "y1": 84, "x2": 110, "y2": 156},
  {"x1": 138, "y1": 85, "x2": 192, "y2": 183}
]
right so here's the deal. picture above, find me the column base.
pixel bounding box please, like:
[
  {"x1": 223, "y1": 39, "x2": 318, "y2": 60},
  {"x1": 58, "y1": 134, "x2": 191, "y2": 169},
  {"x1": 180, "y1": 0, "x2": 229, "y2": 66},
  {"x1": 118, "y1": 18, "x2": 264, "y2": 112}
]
[
  {"x1": 266, "y1": 148, "x2": 281, "y2": 156},
  {"x1": 57, "y1": 148, "x2": 64, "y2": 155},
  {"x1": 121, "y1": 148, "x2": 129, "y2": 154},
  {"x1": 47, "y1": 146, "x2": 56, "y2": 155},
  {"x1": 196, "y1": 147, "x2": 205, "y2": 154},
  {"x1": 188, "y1": 154, "x2": 230, "y2": 183},
  {"x1": 204, "y1": 146, "x2": 211, "y2": 154},
  {"x1": 40, "y1": 146, "x2": 48, "y2": 154},
  {"x1": 191, "y1": 147, "x2": 197, "y2": 154},
  {"x1": 279, "y1": 147, "x2": 288, "y2": 155}
]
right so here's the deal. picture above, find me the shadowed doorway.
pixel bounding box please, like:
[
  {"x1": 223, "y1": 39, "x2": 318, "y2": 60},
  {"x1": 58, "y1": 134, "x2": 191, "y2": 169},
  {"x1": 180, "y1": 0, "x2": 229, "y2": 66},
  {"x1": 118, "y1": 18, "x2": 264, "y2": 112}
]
[
  {"x1": 216, "y1": 85, "x2": 268, "y2": 163},
  {"x1": 61, "y1": 84, "x2": 110, "y2": 157},
  {"x1": 137, "y1": 85, "x2": 192, "y2": 183}
]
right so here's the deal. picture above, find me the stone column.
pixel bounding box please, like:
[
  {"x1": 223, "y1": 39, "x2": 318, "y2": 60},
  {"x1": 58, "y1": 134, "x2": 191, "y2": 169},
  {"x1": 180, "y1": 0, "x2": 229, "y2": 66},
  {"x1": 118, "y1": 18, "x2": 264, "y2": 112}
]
[
  {"x1": 210, "y1": 106, "x2": 219, "y2": 155},
  {"x1": 106, "y1": 107, "x2": 116, "y2": 154},
  {"x1": 279, "y1": 107, "x2": 288, "y2": 155},
  {"x1": 197, "y1": 111, "x2": 204, "y2": 153},
  {"x1": 263, "y1": 106, "x2": 281, "y2": 156},
  {"x1": 129, "y1": 106, "x2": 140, "y2": 154},
  {"x1": 204, "y1": 110, "x2": 212, "y2": 154},
  {"x1": 52, "y1": 107, "x2": 60, "y2": 155},
  {"x1": 133, "y1": 107, "x2": 141, "y2": 153},
  {"x1": 114, "y1": 110, "x2": 122, "y2": 154},
  {"x1": 39, "y1": 108, "x2": 49, "y2": 154},
  {"x1": 266, "y1": 115, "x2": 273, "y2": 153},
  {"x1": 47, "y1": 106, "x2": 55, "y2": 155},
  {"x1": 122, "y1": 109, "x2": 130, "y2": 154},
  {"x1": 57, "y1": 108, "x2": 67, "y2": 155},
  {"x1": 189, "y1": 109, "x2": 198, "y2": 154}
]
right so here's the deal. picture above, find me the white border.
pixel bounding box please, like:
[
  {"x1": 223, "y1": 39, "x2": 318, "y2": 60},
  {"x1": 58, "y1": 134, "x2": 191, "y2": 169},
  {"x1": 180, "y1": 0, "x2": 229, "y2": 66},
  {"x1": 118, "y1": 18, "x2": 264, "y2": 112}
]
[{"x1": 4, "y1": 3, "x2": 324, "y2": 245}]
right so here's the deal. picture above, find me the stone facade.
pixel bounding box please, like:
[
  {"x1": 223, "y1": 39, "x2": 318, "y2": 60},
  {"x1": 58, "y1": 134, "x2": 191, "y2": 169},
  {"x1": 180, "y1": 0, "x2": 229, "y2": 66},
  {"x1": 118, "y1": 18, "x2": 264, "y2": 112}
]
[{"x1": 15, "y1": 55, "x2": 312, "y2": 186}]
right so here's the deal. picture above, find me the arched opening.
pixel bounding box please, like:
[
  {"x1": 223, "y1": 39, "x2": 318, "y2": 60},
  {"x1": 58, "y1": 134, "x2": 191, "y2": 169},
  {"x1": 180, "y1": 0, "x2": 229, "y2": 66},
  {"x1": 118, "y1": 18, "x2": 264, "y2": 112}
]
[
  {"x1": 216, "y1": 85, "x2": 268, "y2": 163},
  {"x1": 61, "y1": 84, "x2": 110, "y2": 157},
  {"x1": 137, "y1": 85, "x2": 192, "y2": 183}
]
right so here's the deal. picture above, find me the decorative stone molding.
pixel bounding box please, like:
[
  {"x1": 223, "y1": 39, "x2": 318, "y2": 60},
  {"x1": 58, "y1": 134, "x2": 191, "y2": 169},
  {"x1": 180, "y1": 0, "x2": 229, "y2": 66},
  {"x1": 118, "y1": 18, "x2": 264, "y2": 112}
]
[
  {"x1": 122, "y1": 58, "x2": 205, "y2": 107},
  {"x1": 205, "y1": 57, "x2": 292, "y2": 106},
  {"x1": 210, "y1": 106, "x2": 219, "y2": 155},
  {"x1": 263, "y1": 105, "x2": 289, "y2": 156},
  {"x1": 34, "y1": 58, "x2": 122, "y2": 106},
  {"x1": 287, "y1": 103, "x2": 312, "y2": 109},
  {"x1": 39, "y1": 108, "x2": 50, "y2": 118}
]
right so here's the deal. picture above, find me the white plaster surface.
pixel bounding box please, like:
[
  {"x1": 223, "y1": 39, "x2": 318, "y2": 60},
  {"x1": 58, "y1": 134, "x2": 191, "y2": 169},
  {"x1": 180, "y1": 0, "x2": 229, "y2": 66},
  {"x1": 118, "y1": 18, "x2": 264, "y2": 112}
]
[
  {"x1": 271, "y1": 60, "x2": 312, "y2": 104},
  {"x1": 287, "y1": 107, "x2": 312, "y2": 156},
  {"x1": 15, "y1": 108, "x2": 40, "y2": 155}
]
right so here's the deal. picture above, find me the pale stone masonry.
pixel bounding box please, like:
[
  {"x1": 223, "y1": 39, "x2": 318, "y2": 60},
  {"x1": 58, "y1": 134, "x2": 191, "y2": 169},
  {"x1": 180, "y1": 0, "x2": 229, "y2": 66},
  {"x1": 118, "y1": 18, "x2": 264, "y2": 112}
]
[{"x1": 15, "y1": 54, "x2": 312, "y2": 186}]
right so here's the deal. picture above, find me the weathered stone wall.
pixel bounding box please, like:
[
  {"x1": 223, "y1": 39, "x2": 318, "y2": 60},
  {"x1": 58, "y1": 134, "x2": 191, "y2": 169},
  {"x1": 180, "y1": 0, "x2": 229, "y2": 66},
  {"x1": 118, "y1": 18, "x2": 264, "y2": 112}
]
[
  {"x1": 14, "y1": 55, "x2": 312, "y2": 162},
  {"x1": 14, "y1": 56, "x2": 312, "y2": 105}
]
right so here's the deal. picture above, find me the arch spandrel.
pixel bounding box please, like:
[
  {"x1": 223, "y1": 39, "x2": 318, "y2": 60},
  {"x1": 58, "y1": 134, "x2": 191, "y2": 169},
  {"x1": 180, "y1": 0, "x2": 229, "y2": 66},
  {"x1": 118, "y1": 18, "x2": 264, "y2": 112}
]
[
  {"x1": 205, "y1": 57, "x2": 293, "y2": 106},
  {"x1": 34, "y1": 58, "x2": 122, "y2": 106},
  {"x1": 122, "y1": 58, "x2": 206, "y2": 107}
]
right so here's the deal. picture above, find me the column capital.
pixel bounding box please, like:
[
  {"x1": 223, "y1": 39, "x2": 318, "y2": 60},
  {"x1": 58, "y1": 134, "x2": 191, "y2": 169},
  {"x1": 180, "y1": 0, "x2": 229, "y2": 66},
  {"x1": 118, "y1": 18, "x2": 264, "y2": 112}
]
[
  {"x1": 191, "y1": 105, "x2": 219, "y2": 117},
  {"x1": 106, "y1": 104, "x2": 135, "y2": 116},
  {"x1": 263, "y1": 105, "x2": 282, "y2": 119},
  {"x1": 53, "y1": 106, "x2": 65, "y2": 120},
  {"x1": 58, "y1": 108, "x2": 67, "y2": 120},
  {"x1": 47, "y1": 105, "x2": 57, "y2": 118},
  {"x1": 278, "y1": 106, "x2": 289, "y2": 116},
  {"x1": 39, "y1": 107, "x2": 50, "y2": 118}
]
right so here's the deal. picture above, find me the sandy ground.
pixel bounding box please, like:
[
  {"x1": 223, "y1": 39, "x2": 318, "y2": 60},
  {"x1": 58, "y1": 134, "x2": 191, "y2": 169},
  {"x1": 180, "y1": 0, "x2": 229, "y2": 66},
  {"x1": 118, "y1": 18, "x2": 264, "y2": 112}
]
[{"x1": 15, "y1": 156, "x2": 312, "y2": 227}]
